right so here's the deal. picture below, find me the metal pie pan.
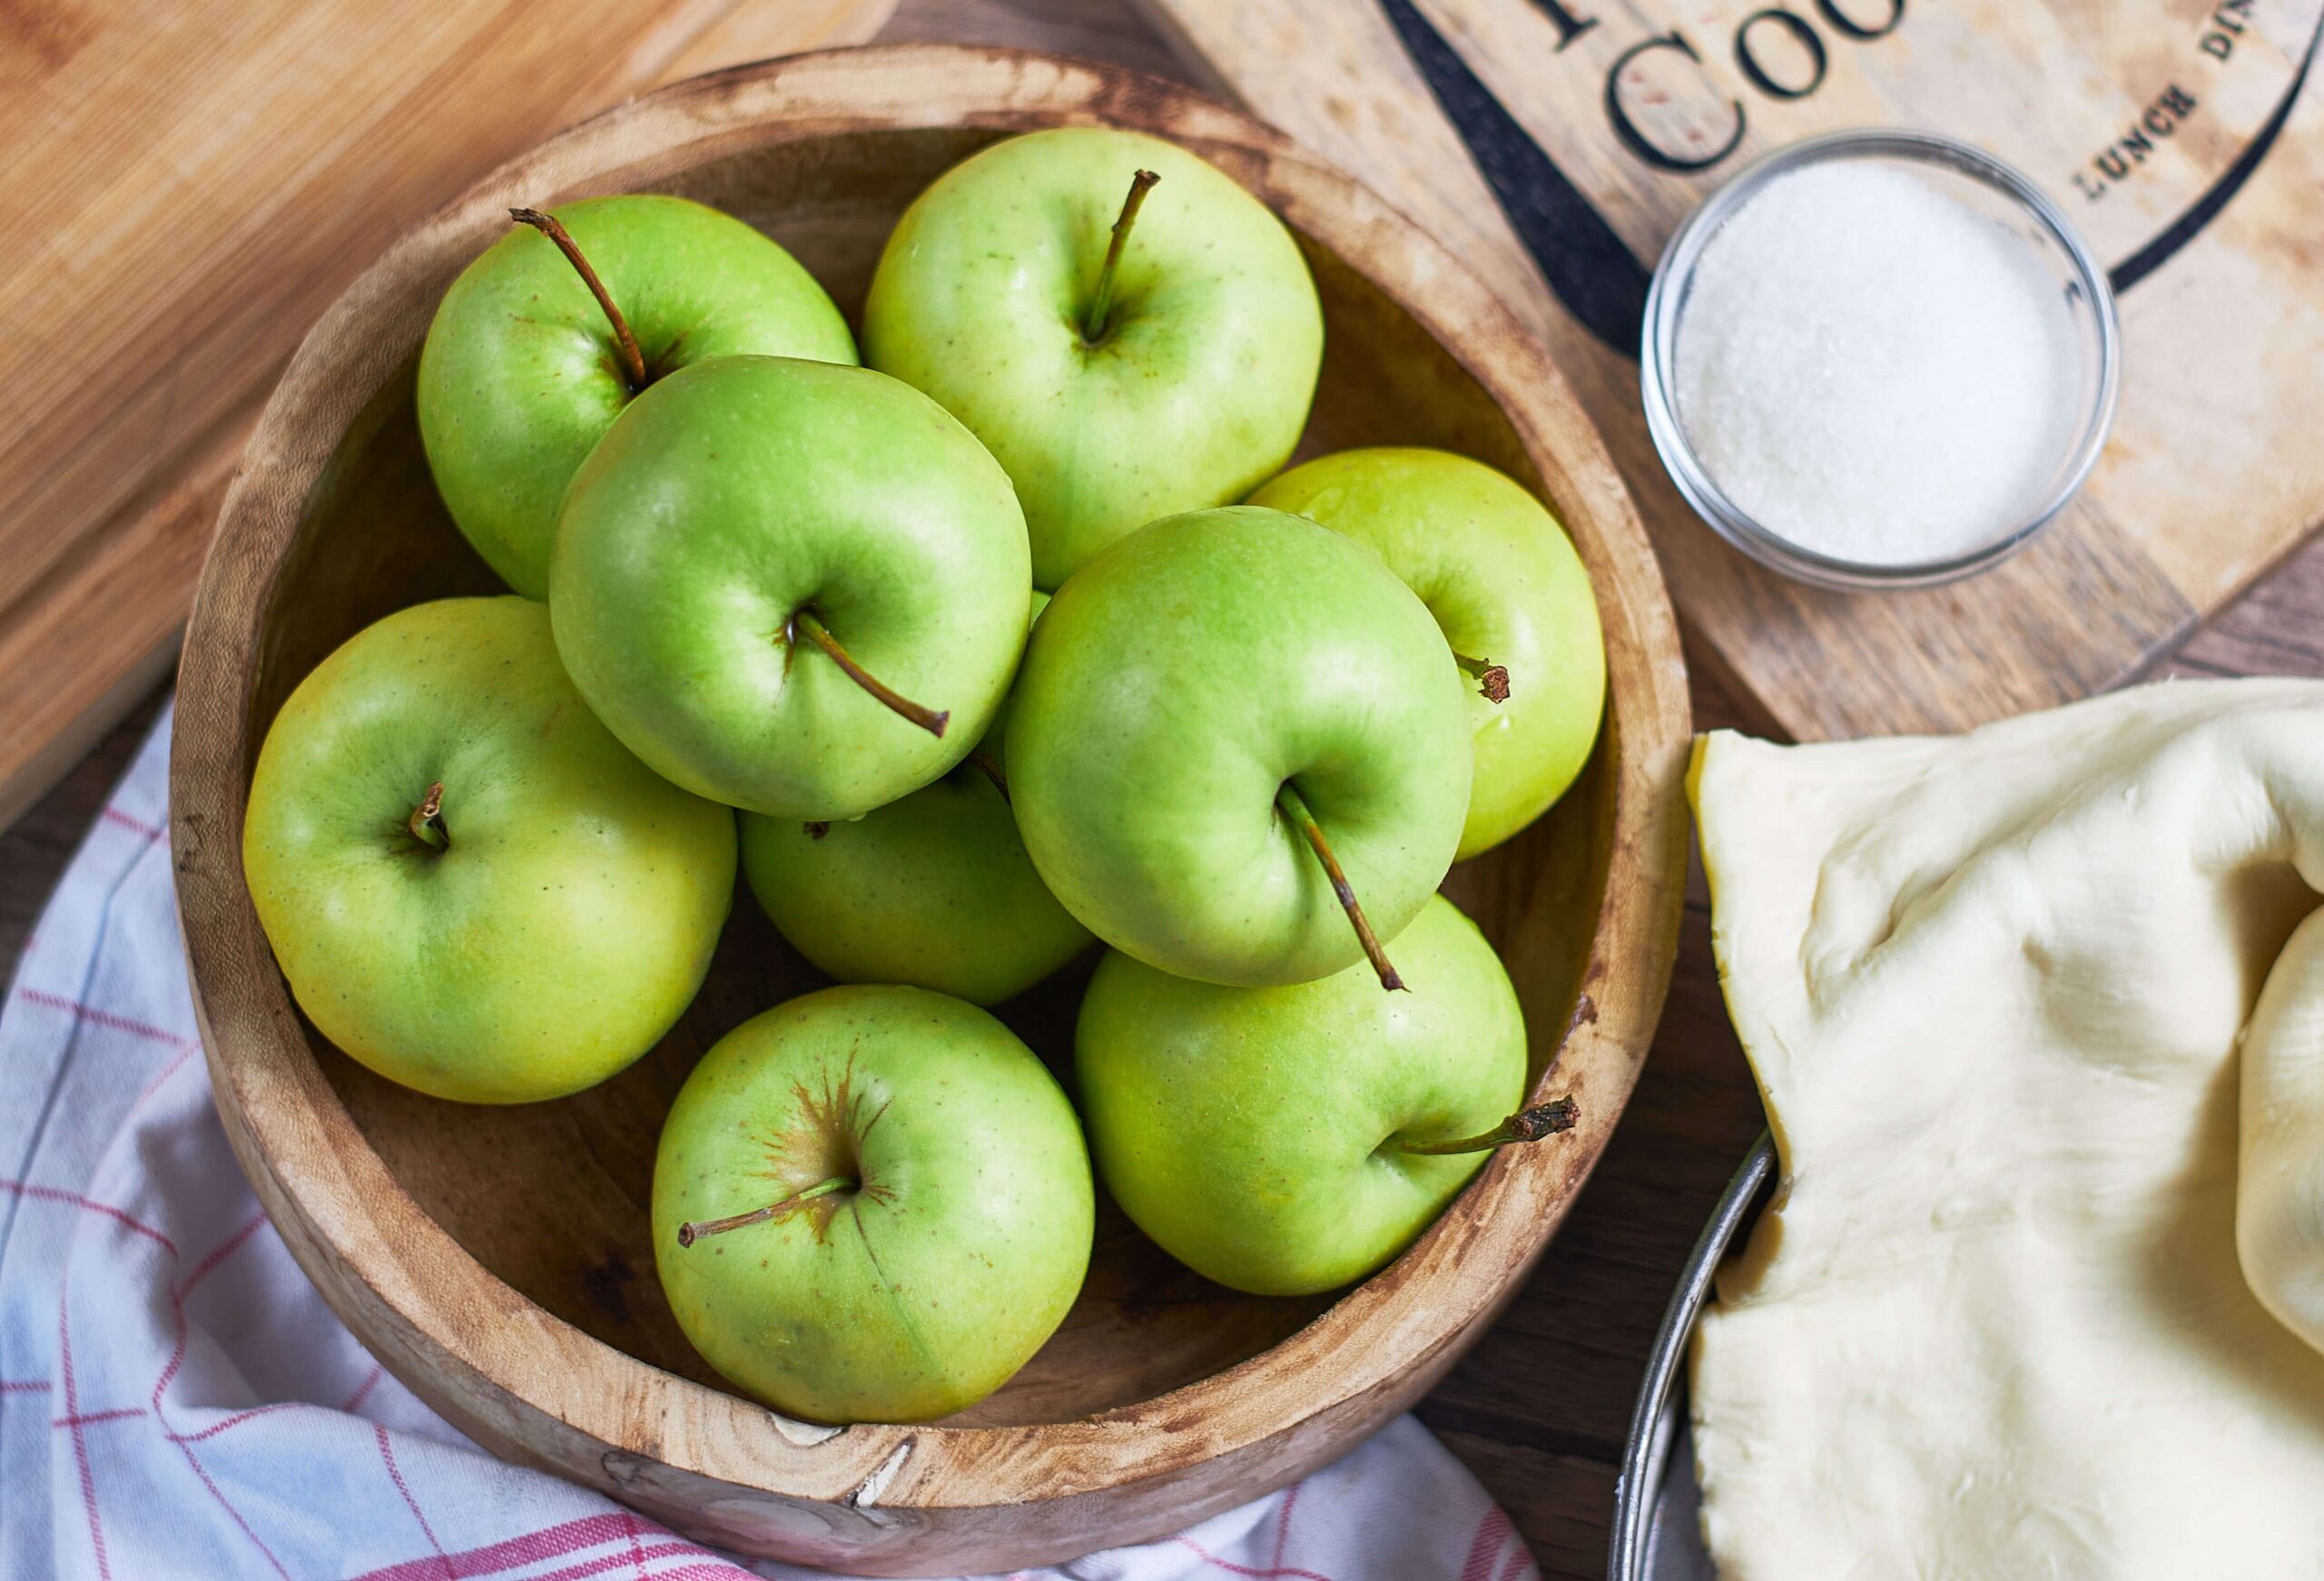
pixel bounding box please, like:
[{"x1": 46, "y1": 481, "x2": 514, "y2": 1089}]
[{"x1": 1607, "y1": 1134, "x2": 1776, "y2": 1581}]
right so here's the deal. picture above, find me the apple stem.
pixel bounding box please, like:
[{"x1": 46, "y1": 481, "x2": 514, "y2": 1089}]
[
  {"x1": 1082, "y1": 168, "x2": 1160, "y2": 344},
  {"x1": 677, "y1": 1176, "x2": 853, "y2": 1248},
  {"x1": 1400, "y1": 1096, "x2": 1579, "y2": 1155},
  {"x1": 408, "y1": 781, "x2": 448, "y2": 850},
  {"x1": 790, "y1": 611, "x2": 950, "y2": 738},
  {"x1": 1452, "y1": 652, "x2": 1512, "y2": 704},
  {"x1": 1275, "y1": 781, "x2": 1403, "y2": 992},
  {"x1": 509, "y1": 206, "x2": 649, "y2": 393},
  {"x1": 967, "y1": 747, "x2": 1009, "y2": 801}
]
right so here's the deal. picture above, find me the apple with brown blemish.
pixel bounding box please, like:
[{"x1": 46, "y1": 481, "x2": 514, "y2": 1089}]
[{"x1": 651, "y1": 984, "x2": 1094, "y2": 1424}]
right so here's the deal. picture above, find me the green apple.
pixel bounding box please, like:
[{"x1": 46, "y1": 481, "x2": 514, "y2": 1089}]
[
  {"x1": 1007, "y1": 506, "x2": 1471, "y2": 989},
  {"x1": 739, "y1": 594, "x2": 1092, "y2": 1005},
  {"x1": 241, "y1": 596, "x2": 735, "y2": 1104},
  {"x1": 1077, "y1": 894, "x2": 1566, "y2": 1297},
  {"x1": 417, "y1": 195, "x2": 856, "y2": 597},
  {"x1": 550, "y1": 355, "x2": 1032, "y2": 820},
  {"x1": 863, "y1": 127, "x2": 1323, "y2": 590},
  {"x1": 1247, "y1": 448, "x2": 1606, "y2": 859},
  {"x1": 654, "y1": 984, "x2": 1093, "y2": 1423}
]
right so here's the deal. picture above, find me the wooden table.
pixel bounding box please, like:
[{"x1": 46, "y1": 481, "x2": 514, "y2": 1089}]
[{"x1": 6, "y1": 3, "x2": 2319, "y2": 1576}]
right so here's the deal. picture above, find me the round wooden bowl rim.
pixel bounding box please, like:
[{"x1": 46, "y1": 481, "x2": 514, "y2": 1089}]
[{"x1": 171, "y1": 44, "x2": 1691, "y2": 1512}]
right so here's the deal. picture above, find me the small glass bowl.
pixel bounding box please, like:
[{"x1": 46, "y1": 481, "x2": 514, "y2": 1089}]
[{"x1": 1640, "y1": 129, "x2": 2121, "y2": 592}]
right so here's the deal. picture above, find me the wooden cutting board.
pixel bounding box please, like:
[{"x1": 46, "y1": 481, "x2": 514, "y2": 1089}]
[
  {"x1": 1137, "y1": 0, "x2": 2324, "y2": 740},
  {"x1": 0, "y1": 0, "x2": 898, "y2": 831}
]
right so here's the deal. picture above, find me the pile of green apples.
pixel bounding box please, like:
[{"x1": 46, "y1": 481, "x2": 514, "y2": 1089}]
[{"x1": 241, "y1": 127, "x2": 1607, "y2": 1426}]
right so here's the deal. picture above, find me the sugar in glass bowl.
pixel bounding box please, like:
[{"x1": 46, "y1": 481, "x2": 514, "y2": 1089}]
[{"x1": 1640, "y1": 129, "x2": 2120, "y2": 591}]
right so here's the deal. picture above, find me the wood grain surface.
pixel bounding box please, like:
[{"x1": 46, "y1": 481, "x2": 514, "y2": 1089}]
[
  {"x1": 1136, "y1": 0, "x2": 2324, "y2": 743},
  {"x1": 165, "y1": 42, "x2": 1689, "y2": 1576},
  {"x1": 7, "y1": 1, "x2": 2324, "y2": 1576},
  {"x1": 0, "y1": 0, "x2": 901, "y2": 833}
]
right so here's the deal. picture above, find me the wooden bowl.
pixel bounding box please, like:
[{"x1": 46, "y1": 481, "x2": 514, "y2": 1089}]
[{"x1": 170, "y1": 45, "x2": 1690, "y2": 1576}]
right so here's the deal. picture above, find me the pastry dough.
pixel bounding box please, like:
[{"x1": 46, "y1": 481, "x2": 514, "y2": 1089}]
[{"x1": 1689, "y1": 679, "x2": 2324, "y2": 1580}]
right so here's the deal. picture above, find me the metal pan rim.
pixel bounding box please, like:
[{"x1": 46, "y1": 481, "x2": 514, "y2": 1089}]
[{"x1": 1608, "y1": 1133, "x2": 1777, "y2": 1581}]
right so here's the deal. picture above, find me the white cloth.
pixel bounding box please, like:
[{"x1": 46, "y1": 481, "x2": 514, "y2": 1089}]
[{"x1": 0, "y1": 707, "x2": 1537, "y2": 1581}]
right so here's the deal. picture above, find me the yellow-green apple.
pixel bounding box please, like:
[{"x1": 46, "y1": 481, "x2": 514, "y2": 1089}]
[
  {"x1": 241, "y1": 596, "x2": 735, "y2": 1104},
  {"x1": 418, "y1": 195, "x2": 855, "y2": 597},
  {"x1": 1007, "y1": 506, "x2": 1470, "y2": 990},
  {"x1": 1248, "y1": 447, "x2": 1605, "y2": 859},
  {"x1": 550, "y1": 356, "x2": 1031, "y2": 820},
  {"x1": 1077, "y1": 894, "x2": 1569, "y2": 1296},
  {"x1": 863, "y1": 127, "x2": 1322, "y2": 589},
  {"x1": 739, "y1": 594, "x2": 1091, "y2": 1005},
  {"x1": 653, "y1": 985, "x2": 1093, "y2": 1423}
]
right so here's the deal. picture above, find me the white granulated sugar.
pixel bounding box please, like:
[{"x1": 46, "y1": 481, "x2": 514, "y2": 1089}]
[{"x1": 1675, "y1": 160, "x2": 2081, "y2": 565}]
